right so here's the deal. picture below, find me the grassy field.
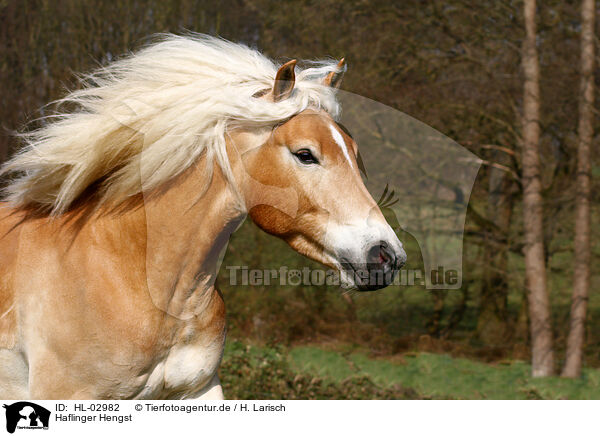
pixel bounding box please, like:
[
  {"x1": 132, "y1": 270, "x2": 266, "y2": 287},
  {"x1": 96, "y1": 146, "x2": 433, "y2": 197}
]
[{"x1": 220, "y1": 340, "x2": 600, "y2": 400}]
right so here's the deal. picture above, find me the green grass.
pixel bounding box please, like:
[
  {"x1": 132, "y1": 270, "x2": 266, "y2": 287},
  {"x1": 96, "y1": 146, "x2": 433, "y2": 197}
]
[
  {"x1": 288, "y1": 346, "x2": 600, "y2": 399},
  {"x1": 220, "y1": 340, "x2": 600, "y2": 399}
]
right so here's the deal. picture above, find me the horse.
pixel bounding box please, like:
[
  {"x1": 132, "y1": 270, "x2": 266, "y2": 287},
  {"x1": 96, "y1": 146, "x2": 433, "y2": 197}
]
[{"x1": 0, "y1": 34, "x2": 406, "y2": 399}]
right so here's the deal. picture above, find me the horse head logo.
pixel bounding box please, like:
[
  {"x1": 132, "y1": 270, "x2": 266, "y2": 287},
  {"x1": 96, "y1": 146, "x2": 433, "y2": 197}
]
[{"x1": 3, "y1": 402, "x2": 50, "y2": 433}]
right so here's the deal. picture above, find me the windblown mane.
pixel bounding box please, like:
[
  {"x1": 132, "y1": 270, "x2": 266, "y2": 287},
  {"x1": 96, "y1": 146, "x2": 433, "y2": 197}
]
[{"x1": 1, "y1": 33, "x2": 343, "y2": 215}]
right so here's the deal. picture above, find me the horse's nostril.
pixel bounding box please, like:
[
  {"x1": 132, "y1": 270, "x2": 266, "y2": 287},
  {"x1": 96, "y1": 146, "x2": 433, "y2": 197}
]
[
  {"x1": 382, "y1": 245, "x2": 396, "y2": 266},
  {"x1": 355, "y1": 241, "x2": 401, "y2": 291},
  {"x1": 367, "y1": 242, "x2": 395, "y2": 269}
]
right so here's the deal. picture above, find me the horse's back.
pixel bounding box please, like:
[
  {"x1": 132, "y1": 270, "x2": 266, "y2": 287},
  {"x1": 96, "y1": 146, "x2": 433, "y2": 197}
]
[{"x1": 0, "y1": 203, "x2": 29, "y2": 397}]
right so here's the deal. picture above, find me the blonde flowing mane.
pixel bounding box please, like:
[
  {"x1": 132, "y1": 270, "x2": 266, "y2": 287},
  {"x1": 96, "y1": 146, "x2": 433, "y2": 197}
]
[{"x1": 1, "y1": 33, "x2": 342, "y2": 215}]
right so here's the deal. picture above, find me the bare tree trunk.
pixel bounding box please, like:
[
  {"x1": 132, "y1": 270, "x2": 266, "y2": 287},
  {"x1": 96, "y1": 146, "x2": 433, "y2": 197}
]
[
  {"x1": 521, "y1": 0, "x2": 554, "y2": 377},
  {"x1": 562, "y1": 0, "x2": 595, "y2": 378}
]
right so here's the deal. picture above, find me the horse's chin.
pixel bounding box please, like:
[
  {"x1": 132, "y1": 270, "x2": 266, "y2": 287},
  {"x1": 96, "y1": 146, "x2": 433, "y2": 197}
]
[{"x1": 340, "y1": 265, "x2": 399, "y2": 292}]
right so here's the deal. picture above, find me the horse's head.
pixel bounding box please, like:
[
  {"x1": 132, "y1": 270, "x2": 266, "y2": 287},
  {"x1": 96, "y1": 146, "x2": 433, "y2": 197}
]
[{"x1": 230, "y1": 60, "x2": 406, "y2": 291}]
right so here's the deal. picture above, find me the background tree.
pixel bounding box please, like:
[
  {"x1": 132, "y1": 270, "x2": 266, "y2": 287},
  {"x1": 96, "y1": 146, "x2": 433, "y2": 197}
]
[
  {"x1": 521, "y1": 0, "x2": 554, "y2": 377},
  {"x1": 562, "y1": 0, "x2": 595, "y2": 379}
]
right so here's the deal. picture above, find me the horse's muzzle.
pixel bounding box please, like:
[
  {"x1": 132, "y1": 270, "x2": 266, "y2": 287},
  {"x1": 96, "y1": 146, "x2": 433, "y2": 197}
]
[{"x1": 343, "y1": 241, "x2": 407, "y2": 291}]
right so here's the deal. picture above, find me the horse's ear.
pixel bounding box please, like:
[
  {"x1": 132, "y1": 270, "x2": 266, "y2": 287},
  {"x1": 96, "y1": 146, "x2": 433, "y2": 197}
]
[
  {"x1": 273, "y1": 59, "x2": 297, "y2": 101},
  {"x1": 323, "y1": 58, "x2": 345, "y2": 89}
]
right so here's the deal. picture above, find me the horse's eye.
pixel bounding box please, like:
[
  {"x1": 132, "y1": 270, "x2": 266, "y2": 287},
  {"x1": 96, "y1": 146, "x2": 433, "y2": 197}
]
[{"x1": 293, "y1": 149, "x2": 319, "y2": 165}]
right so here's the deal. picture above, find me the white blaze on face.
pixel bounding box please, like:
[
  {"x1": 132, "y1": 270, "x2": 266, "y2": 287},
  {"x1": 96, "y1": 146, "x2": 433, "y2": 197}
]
[{"x1": 328, "y1": 123, "x2": 354, "y2": 169}]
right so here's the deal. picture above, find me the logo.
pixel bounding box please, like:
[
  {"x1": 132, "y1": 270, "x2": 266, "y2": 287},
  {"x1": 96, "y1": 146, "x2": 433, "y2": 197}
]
[{"x1": 2, "y1": 402, "x2": 50, "y2": 433}]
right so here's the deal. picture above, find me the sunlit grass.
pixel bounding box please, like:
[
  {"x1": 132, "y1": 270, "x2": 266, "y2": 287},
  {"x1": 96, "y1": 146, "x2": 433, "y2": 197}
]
[{"x1": 288, "y1": 346, "x2": 600, "y2": 399}]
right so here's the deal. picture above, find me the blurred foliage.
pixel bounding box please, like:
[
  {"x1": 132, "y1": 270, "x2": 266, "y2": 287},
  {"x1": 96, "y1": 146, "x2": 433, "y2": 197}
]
[{"x1": 220, "y1": 340, "x2": 421, "y2": 399}]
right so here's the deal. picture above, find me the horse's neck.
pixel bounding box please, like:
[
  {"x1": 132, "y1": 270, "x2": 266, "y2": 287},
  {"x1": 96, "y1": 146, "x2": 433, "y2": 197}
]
[{"x1": 133, "y1": 162, "x2": 243, "y2": 319}]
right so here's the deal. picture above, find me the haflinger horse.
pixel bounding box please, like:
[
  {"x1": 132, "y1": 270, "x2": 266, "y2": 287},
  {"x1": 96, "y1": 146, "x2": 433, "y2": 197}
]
[{"x1": 0, "y1": 34, "x2": 406, "y2": 399}]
